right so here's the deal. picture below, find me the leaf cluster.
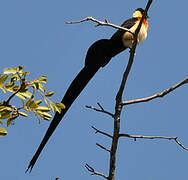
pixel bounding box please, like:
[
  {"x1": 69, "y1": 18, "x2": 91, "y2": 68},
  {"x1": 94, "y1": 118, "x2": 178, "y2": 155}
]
[{"x1": 0, "y1": 66, "x2": 65, "y2": 136}]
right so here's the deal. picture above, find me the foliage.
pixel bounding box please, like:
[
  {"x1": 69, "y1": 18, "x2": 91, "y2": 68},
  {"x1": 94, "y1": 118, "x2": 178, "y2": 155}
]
[{"x1": 0, "y1": 66, "x2": 65, "y2": 136}]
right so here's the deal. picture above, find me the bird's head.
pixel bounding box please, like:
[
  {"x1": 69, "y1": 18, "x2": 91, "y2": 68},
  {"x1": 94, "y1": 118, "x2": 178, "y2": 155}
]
[{"x1": 133, "y1": 8, "x2": 149, "y2": 19}]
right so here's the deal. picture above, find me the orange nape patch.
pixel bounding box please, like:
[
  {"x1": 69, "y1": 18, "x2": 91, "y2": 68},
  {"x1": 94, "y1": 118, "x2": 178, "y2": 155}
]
[
  {"x1": 143, "y1": 19, "x2": 149, "y2": 29},
  {"x1": 138, "y1": 17, "x2": 149, "y2": 29}
]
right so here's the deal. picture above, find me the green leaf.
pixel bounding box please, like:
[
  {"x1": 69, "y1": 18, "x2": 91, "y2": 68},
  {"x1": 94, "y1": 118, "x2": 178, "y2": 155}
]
[
  {"x1": 55, "y1": 102, "x2": 65, "y2": 109},
  {"x1": 49, "y1": 101, "x2": 56, "y2": 113},
  {"x1": 0, "y1": 106, "x2": 12, "y2": 112},
  {"x1": 0, "y1": 85, "x2": 7, "y2": 93},
  {"x1": 7, "y1": 112, "x2": 19, "y2": 126},
  {"x1": 39, "y1": 83, "x2": 46, "y2": 92},
  {"x1": 0, "y1": 120, "x2": 3, "y2": 125},
  {"x1": 54, "y1": 105, "x2": 61, "y2": 113},
  {"x1": 3, "y1": 68, "x2": 18, "y2": 74},
  {"x1": 35, "y1": 106, "x2": 50, "y2": 112},
  {"x1": 44, "y1": 97, "x2": 49, "y2": 107},
  {"x1": 15, "y1": 93, "x2": 27, "y2": 100},
  {"x1": 18, "y1": 111, "x2": 28, "y2": 117},
  {"x1": 3, "y1": 66, "x2": 25, "y2": 75},
  {"x1": 15, "y1": 91, "x2": 32, "y2": 100},
  {"x1": 35, "y1": 100, "x2": 42, "y2": 105},
  {"x1": 0, "y1": 112, "x2": 11, "y2": 119},
  {"x1": 37, "y1": 76, "x2": 47, "y2": 83},
  {"x1": 33, "y1": 82, "x2": 39, "y2": 90},
  {"x1": 29, "y1": 101, "x2": 38, "y2": 108},
  {"x1": 7, "y1": 119, "x2": 13, "y2": 127},
  {"x1": 5, "y1": 81, "x2": 14, "y2": 89},
  {"x1": 45, "y1": 91, "x2": 54, "y2": 97},
  {"x1": 0, "y1": 127, "x2": 8, "y2": 136},
  {"x1": 0, "y1": 74, "x2": 8, "y2": 85},
  {"x1": 17, "y1": 91, "x2": 32, "y2": 99},
  {"x1": 55, "y1": 103, "x2": 66, "y2": 113},
  {"x1": 32, "y1": 89, "x2": 36, "y2": 95},
  {"x1": 0, "y1": 106, "x2": 12, "y2": 120},
  {"x1": 26, "y1": 97, "x2": 34, "y2": 107},
  {"x1": 39, "y1": 111, "x2": 52, "y2": 120}
]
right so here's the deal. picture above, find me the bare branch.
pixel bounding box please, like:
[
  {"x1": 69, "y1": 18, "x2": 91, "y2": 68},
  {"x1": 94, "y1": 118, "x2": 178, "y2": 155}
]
[
  {"x1": 91, "y1": 126, "x2": 112, "y2": 139},
  {"x1": 86, "y1": 103, "x2": 114, "y2": 118},
  {"x1": 96, "y1": 143, "x2": 111, "y2": 152},
  {"x1": 66, "y1": 16, "x2": 134, "y2": 35},
  {"x1": 85, "y1": 163, "x2": 108, "y2": 179},
  {"x1": 119, "y1": 134, "x2": 188, "y2": 151},
  {"x1": 121, "y1": 77, "x2": 188, "y2": 106},
  {"x1": 108, "y1": 1, "x2": 153, "y2": 180}
]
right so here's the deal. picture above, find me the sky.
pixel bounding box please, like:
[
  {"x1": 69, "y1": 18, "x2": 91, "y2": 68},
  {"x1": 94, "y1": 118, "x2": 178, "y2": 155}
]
[{"x1": 1, "y1": 0, "x2": 188, "y2": 180}]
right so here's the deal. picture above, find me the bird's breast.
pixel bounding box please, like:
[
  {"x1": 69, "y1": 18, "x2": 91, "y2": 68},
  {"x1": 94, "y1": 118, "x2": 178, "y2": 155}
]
[{"x1": 122, "y1": 21, "x2": 148, "y2": 48}]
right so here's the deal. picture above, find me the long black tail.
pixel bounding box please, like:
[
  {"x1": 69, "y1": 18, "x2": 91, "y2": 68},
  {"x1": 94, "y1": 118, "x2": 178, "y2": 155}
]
[
  {"x1": 26, "y1": 65, "x2": 100, "y2": 172},
  {"x1": 26, "y1": 38, "x2": 126, "y2": 173}
]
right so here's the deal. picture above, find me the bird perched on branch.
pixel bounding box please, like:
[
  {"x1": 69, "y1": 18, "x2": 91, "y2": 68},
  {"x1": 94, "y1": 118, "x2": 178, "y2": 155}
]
[{"x1": 26, "y1": 8, "x2": 149, "y2": 172}]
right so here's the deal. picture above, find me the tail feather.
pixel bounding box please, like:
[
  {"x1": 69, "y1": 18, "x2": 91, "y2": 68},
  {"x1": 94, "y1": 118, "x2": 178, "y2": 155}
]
[
  {"x1": 26, "y1": 66, "x2": 99, "y2": 173},
  {"x1": 26, "y1": 38, "x2": 127, "y2": 173}
]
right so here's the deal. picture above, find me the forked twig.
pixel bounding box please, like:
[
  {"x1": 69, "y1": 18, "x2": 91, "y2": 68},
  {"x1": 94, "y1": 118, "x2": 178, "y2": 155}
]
[
  {"x1": 66, "y1": 16, "x2": 134, "y2": 35},
  {"x1": 86, "y1": 103, "x2": 114, "y2": 118},
  {"x1": 85, "y1": 164, "x2": 108, "y2": 179}
]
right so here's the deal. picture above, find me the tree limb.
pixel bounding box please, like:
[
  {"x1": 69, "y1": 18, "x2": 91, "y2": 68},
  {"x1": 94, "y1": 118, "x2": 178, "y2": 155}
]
[
  {"x1": 66, "y1": 16, "x2": 134, "y2": 35},
  {"x1": 121, "y1": 77, "x2": 188, "y2": 106},
  {"x1": 119, "y1": 133, "x2": 188, "y2": 151},
  {"x1": 108, "y1": 1, "x2": 153, "y2": 180}
]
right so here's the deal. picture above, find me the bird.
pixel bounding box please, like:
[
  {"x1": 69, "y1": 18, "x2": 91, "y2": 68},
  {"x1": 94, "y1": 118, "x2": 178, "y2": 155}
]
[{"x1": 26, "y1": 8, "x2": 149, "y2": 172}]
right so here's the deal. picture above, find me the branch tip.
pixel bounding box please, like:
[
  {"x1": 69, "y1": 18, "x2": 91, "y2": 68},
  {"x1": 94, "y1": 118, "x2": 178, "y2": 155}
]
[{"x1": 85, "y1": 163, "x2": 108, "y2": 179}]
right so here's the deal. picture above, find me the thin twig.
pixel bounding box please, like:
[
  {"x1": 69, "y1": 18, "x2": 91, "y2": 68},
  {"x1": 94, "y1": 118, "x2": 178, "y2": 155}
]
[
  {"x1": 5, "y1": 75, "x2": 26, "y2": 105},
  {"x1": 96, "y1": 143, "x2": 111, "y2": 152},
  {"x1": 86, "y1": 104, "x2": 114, "y2": 118},
  {"x1": 121, "y1": 77, "x2": 188, "y2": 106},
  {"x1": 66, "y1": 16, "x2": 134, "y2": 35},
  {"x1": 174, "y1": 138, "x2": 188, "y2": 151},
  {"x1": 119, "y1": 134, "x2": 188, "y2": 151},
  {"x1": 85, "y1": 164, "x2": 108, "y2": 179},
  {"x1": 91, "y1": 126, "x2": 112, "y2": 138},
  {"x1": 97, "y1": 102, "x2": 104, "y2": 111}
]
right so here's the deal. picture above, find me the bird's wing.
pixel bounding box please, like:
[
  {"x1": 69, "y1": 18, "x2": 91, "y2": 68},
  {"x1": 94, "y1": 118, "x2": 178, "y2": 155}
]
[{"x1": 110, "y1": 17, "x2": 138, "y2": 41}]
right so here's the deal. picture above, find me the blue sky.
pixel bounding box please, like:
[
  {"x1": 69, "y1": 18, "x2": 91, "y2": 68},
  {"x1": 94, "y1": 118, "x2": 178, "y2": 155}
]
[{"x1": 1, "y1": 0, "x2": 188, "y2": 180}]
